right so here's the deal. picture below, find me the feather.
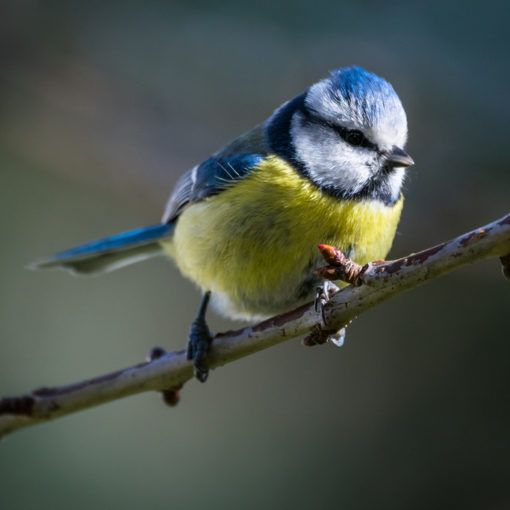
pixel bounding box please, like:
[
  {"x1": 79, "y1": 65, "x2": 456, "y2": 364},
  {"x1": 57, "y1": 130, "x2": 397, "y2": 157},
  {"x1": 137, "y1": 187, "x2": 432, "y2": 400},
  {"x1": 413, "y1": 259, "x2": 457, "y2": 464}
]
[{"x1": 29, "y1": 223, "x2": 174, "y2": 275}]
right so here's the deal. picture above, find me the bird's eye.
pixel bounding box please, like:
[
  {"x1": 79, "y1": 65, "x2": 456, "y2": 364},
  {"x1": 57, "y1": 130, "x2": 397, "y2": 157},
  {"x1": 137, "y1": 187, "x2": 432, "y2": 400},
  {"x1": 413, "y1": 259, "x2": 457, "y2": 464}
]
[{"x1": 345, "y1": 130, "x2": 364, "y2": 147}]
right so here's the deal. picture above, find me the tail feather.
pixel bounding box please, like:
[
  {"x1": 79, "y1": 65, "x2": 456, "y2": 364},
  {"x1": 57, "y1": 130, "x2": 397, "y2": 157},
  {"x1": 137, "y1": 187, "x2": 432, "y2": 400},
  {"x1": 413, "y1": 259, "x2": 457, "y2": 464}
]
[{"x1": 29, "y1": 223, "x2": 174, "y2": 276}]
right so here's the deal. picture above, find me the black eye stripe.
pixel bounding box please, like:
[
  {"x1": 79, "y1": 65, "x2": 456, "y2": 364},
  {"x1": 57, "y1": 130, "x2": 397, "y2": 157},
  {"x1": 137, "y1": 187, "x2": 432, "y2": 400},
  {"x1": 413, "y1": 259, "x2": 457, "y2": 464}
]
[
  {"x1": 299, "y1": 108, "x2": 377, "y2": 151},
  {"x1": 334, "y1": 126, "x2": 375, "y2": 150}
]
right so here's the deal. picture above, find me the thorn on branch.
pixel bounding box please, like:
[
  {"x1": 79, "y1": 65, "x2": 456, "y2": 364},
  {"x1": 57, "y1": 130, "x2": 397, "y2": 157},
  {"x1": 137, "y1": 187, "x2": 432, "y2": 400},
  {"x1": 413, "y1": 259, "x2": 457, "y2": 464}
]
[
  {"x1": 146, "y1": 346, "x2": 183, "y2": 407},
  {"x1": 146, "y1": 346, "x2": 167, "y2": 361}
]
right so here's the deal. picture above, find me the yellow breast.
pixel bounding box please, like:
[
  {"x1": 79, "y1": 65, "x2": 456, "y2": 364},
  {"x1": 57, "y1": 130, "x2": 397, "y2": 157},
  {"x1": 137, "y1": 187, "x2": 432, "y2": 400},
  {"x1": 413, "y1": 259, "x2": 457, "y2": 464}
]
[{"x1": 161, "y1": 155, "x2": 403, "y2": 320}]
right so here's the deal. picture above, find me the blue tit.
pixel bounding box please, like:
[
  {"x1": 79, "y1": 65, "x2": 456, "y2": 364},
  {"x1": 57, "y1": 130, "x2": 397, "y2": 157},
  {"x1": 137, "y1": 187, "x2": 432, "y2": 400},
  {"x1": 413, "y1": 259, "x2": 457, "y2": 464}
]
[{"x1": 32, "y1": 67, "x2": 414, "y2": 381}]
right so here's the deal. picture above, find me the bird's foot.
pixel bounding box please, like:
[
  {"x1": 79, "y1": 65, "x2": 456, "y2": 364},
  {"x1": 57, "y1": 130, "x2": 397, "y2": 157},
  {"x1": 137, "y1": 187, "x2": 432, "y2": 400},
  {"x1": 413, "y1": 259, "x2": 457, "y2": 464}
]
[
  {"x1": 186, "y1": 291, "x2": 213, "y2": 383},
  {"x1": 302, "y1": 320, "x2": 354, "y2": 348},
  {"x1": 310, "y1": 244, "x2": 368, "y2": 348},
  {"x1": 187, "y1": 317, "x2": 212, "y2": 383},
  {"x1": 328, "y1": 327, "x2": 346, "y2": 347},
  {"x1": 314, "y1": 280, "x2": 340, "y2": 326},
  {"x1": 306, "y1": 281, "x2": 347, "y2": 347},
  {"x1": 314, "y1": 244, "x2": 370, "y2": 286}
]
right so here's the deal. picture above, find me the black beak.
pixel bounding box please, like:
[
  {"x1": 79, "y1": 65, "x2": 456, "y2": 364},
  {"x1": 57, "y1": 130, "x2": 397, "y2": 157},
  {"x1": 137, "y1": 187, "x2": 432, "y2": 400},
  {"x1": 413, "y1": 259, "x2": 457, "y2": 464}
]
[{"x1": 386, "y1": 146, "x2": 414, "y2": 168}]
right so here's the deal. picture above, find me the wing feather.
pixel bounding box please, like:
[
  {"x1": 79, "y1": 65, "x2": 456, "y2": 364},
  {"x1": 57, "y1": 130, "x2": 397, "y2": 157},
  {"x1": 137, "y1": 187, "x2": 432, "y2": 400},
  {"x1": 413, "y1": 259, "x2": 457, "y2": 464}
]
[{"x1": 162, "y1": 123, "x2": 270, "y2": 223}]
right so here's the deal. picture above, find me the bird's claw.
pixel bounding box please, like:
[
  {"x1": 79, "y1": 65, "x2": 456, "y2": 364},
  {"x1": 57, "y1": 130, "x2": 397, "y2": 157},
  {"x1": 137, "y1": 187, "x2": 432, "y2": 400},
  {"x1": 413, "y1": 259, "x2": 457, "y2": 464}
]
[
  {"x1": 187, "y1": 316, "x2": 212, "y2": 382},
  {"x1": 312, "y1": 281, "x2": 347, "y2": 347},
  {"x1": 328, "y1": 327, "x2": 346, "y2": 347},
  {"x1": 186, "y1": 291, "x2": 213, "y2": 382},
  {"x1": 314, "y1": 280, "x2": 339, "y2": 326}
]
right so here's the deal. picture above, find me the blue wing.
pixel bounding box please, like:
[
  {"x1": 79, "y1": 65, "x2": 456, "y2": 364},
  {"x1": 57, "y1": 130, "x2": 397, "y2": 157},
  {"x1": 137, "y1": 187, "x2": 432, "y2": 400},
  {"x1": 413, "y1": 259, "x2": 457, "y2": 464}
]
[
  {"x1": 31, "y1": 149, "x2": 264, "y2": 274},
  {"x1": 162, "y1": 152, "x2": 265, "y2": 223},
  {"x1": 33, "y1": 124, "x2": 268, "y2": 274},
  {"x1": 162, "y1": 122, "x2": 269, "y2": 223}
]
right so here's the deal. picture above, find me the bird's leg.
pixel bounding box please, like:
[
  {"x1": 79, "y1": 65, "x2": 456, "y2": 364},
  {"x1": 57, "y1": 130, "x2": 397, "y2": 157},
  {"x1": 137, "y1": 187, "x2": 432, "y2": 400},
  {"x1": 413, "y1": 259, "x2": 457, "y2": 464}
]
[
  {"x1": 314, "y1": 280, "x2": 340, "y2": 325},
  {"x1": 187, "y1": 291, "x2": 213, "y2": 382},
  {"x1": 306, "y1": 295, "x2": 355, "y2": 347},
  {"x1": 309, "y1": 281, "x2": 349, "y2": 347},
  {"x1": 308, "y1": 243, "x2": 370, "y2": 347}
]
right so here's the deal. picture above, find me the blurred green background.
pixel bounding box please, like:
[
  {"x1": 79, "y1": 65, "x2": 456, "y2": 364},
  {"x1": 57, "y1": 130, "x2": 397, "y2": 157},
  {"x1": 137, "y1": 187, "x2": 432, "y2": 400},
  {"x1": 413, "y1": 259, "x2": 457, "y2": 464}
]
[{"x1": 1, "y1": 1, "x2": 509, "y2": 509}]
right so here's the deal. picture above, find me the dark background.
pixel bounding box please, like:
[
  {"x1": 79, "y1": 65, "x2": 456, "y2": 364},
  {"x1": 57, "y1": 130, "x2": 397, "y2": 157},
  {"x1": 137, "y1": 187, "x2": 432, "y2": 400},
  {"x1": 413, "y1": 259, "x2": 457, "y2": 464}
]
[{"x1": 1, "y1": 1, "x2": 509, "y2": 509}]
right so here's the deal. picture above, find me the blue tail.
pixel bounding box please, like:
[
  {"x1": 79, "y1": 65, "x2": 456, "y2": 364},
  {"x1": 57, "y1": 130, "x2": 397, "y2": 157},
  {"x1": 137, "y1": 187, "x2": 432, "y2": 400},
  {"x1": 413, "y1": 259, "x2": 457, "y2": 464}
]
[{"x1": 29, "y1": 223, "x2": 175, "y2": 275}]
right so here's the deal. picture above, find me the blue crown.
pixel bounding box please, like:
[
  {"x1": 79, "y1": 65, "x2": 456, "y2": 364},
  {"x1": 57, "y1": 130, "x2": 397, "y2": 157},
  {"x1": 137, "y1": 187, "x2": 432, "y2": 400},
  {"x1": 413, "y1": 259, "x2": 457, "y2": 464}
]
[{"x1": 330, "y1": 67, "x2": 398, "y2": 104}]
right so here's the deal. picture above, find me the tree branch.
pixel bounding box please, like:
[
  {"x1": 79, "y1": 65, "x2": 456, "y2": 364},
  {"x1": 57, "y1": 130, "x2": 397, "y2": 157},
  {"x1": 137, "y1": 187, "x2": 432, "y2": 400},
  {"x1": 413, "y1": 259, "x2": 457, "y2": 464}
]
[{"x1": 1, "y1": 213, "x2": 509, "y2": 439}]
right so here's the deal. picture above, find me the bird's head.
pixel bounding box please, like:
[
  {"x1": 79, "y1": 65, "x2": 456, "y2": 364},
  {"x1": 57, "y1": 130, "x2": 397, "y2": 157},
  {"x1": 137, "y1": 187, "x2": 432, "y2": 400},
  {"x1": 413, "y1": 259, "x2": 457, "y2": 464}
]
[{"x1": 268, "y1": 67, "x2": 413, "y2": 205}]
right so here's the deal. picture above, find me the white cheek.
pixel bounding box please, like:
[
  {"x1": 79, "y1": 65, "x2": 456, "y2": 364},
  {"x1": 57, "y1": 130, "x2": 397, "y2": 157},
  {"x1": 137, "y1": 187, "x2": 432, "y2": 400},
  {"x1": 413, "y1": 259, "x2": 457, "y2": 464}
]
[
  {"x1": 387, "y1": 167, "x2": 406, "y2": 199},
  {"x1": 292, "y1": 114, "x2": 372, "y2": 194}
]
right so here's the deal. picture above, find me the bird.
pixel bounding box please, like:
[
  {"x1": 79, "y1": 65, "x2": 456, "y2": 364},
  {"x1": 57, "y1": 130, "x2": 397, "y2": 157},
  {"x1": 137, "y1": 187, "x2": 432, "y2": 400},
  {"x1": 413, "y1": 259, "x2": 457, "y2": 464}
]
[{"x1": 31, "y1": 66, "x2": 414, "y2": 382}]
